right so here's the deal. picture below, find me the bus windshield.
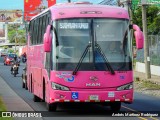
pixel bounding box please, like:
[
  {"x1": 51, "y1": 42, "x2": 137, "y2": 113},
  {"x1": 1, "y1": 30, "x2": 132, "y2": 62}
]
[{"x1": 52, "y1": 18, "x2": 131, "y2": 71}]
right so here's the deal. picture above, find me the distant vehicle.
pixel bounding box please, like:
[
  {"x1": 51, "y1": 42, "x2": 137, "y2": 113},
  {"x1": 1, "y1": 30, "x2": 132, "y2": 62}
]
[
  {"x1": 0, "y1": 49, "x2": 8, "y2": 57},
  {"x1": 4, "y1": 53, "x2": 17, "y2": 65},
  {"x1": 11, "y1": 63, "x2": 19, "y2": 77},
  {"x1": 22, "y1": 65, "x2": 28, "y2": 90}
]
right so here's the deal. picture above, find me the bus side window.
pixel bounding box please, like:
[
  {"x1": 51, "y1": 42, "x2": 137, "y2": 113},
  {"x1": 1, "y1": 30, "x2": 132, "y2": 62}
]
[
  {"x1": 37, "y1": 18, "x2": 40, "y2": 44},
  {"x1": 30, "y1": 20, "x2": 33, "y2": 45},
  {"x1": 44, "y1": 14, "x2": 48, "y2": 30},
  {"x1": 45, "y1": 53, "x2": 51, "y2": 76},
  {"x1": 36, "y1": 18, "x2": 39, "y2": 44},
  {"x1": 29, "y1": 21, "x2": 33, "y2": 45},
  {"x1": 39, "y1": 17, "x2": 43, "y2": 44},
  {"x1": 42, "y1": 16, "x2": 46, "y2": 39},
  {"x1": 33, "y1": 20, "x2": 36, "y2": 45}
]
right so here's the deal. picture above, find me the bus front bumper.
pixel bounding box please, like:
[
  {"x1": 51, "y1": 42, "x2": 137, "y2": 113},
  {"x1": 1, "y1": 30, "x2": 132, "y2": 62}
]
[{"x1": 49, "y1": 89, "x2": 133, "y2": 104}]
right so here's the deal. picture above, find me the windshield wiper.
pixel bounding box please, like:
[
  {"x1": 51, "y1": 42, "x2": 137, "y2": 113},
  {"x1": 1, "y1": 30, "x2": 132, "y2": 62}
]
[
  {"x1": 72, "y1": 44, "x2": 91, "y2": 75},
  {"x1": 95, "y1": 43, "x2": 115, "y2": 75}
]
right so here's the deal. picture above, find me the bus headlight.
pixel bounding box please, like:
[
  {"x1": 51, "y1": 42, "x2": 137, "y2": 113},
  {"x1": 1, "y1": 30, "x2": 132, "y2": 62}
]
[
  {"x1": 117, "y1": 82, "x2": 133, "y2": 91},
  {"x1": 51, "y1": 82, "x2": 69, "y2": 91}
]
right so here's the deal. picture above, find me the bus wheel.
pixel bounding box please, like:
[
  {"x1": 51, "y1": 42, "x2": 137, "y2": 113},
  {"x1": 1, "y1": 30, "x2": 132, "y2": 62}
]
[
  {"x1": 110, "y1": 102, "x2": 121, "y2": 111},
  {"x1": 46, "y1": 103, "x2": 57, "y2": 111},
  {"x1": 42, "y1": 79, "x2": 45, "y2": 102},
  {"x1": 33, "y1": 95, "x2": 41, "y2": 102}
]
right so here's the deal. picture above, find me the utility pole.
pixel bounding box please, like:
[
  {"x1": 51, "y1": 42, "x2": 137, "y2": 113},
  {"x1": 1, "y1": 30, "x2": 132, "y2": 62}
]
[
  {"x1": 15, "y1": 34, "x2": 17, "y2": 53},
  {"x1": 141, "y1": 0, "x2": 151, "y2": 79},
  {"x1": 15, "y1": 30, "x2": 18, "y2": 53}
]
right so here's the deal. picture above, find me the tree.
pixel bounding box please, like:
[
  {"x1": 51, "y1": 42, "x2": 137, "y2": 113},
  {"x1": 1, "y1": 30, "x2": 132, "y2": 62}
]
[
  {"x1": 8, "y1": 24, "x2": 26, "y2": 44},
  {"x1": 132, "y1": 5, "x2": 160, "y2": 35}
]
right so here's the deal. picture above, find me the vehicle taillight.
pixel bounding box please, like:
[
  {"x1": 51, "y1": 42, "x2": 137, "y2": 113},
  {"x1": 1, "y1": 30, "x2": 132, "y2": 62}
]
[{"x1": 6, "y1": 58, "x2": 10, "y2": 61}]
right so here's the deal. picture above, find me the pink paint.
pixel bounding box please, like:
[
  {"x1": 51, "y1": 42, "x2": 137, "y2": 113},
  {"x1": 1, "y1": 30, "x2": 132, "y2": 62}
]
[
  {"x1": 51, "y1": 71, "x2": 133, "y2": 88},
  {"x1": 47, "y1": 71, "x2": 133, "y2": 103},
  {"x1": 27, "y1": 3, "x2": 140, "y2": 110},
  {"x1": 133, "y1": 24, "x2": 144, "y2": 49},
  {"x1": 50, "y1": 5, "x2": 129, "y2": 20},
  {"x1": 43, "y1": 25, "x2": 52, "y2": 52}
]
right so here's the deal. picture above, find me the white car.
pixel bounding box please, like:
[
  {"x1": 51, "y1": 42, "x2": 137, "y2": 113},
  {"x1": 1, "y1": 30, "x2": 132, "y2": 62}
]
[{"x1": 0, "y1": 50, "x2": 8, "y2": 57}]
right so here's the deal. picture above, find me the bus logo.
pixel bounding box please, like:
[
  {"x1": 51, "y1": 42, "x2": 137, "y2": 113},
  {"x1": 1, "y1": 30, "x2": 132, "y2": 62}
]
[
  {"x1": 90, "y1": 76, "x2": 98, "y2": 81},
  {"x1": 86, "y1": 83, "x2": 101, "y2": 87}
]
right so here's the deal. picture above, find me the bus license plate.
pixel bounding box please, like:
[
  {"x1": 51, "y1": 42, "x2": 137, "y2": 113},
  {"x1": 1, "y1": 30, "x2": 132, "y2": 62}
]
[{"x1": 89, "y1": 95, "x2": 99, "y2": 100}]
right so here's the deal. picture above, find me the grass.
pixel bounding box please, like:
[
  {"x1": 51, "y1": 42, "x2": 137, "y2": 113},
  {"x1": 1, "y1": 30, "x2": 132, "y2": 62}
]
[
  {"x1": 0, "y1": 96, "x2": 6, "y2": 111},
  {"x1": 142, "y1": 80, "x2": 160, "y2": 90},
  {"x1": 135, "y1": 79, "x2": 160, "y2": 90},
  {"x1": 0, "y1": 96, "x2": 12, "y2": 120}
]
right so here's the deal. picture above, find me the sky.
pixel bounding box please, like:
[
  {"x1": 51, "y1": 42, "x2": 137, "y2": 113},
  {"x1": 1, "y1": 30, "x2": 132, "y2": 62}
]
[
  {"x1": 0, "y1": 0, "x2": 24, "y2": 10},
  {"x1": 0, "y1": 0, "x2": 104, "y2": 10}
]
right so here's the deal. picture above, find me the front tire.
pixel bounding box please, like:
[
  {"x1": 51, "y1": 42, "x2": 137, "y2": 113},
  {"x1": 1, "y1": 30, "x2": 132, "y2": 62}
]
[
  {"x1": 46, "y1": 103, "x2": 57, "y2": 111},
  {"x1": 14, "y1": 73, "x2": 16, "y2": 77},
  {"x1": 33, "y1": 95, "x2": 41, "y2": 102},
  {"x1": 110, "y1": 102, "x2": 121, "y2": 111}
]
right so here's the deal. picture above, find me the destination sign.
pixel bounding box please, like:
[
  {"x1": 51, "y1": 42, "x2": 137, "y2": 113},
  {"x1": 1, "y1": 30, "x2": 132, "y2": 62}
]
[{"x1": 59, "y1": 23, "x2": 89, "y2": 29}]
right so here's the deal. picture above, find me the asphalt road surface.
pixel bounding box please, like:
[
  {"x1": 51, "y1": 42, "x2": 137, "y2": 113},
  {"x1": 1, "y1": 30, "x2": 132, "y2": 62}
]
[{"x1": 0, "y1": 57, "x2": 159, "y2": 120}]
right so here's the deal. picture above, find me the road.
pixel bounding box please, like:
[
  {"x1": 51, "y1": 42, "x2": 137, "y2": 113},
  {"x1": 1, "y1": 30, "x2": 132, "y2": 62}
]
[{"x1": 0, "y1": 57, "x2": 159, "y2": 120}]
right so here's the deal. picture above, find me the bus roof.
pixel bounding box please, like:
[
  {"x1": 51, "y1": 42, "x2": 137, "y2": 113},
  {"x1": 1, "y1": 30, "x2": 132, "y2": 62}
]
[
  {"x1": 31, "y1": 3, "x2": 129, "y2": 21},
  {"x1": 51, "y1": 4, "x2": 129, "y2": 20}
]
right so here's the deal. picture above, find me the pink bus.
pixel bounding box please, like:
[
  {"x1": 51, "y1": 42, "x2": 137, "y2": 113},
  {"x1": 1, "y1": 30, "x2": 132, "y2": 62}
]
[{"x1": 27, "y1": 2, "x2": 144, "y2": 111}]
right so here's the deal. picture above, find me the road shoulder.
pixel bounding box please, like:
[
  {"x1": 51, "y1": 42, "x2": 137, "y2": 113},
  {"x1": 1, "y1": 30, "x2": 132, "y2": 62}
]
[{"x1": 0, "y1": 75, "x2": 34, "y2": 111}]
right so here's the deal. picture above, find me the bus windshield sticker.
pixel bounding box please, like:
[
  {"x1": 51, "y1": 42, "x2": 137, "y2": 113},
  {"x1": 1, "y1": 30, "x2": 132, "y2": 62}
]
[
  {"x1": 56, "y1": 73, "x2": 75, "y2": 82},
  {"x1": 59, "y1": 23, "x2": 89, "y2": 29},
  {"x1": 71, "y1": 92, "x2": 78, "y2": 99},
  {"x1": 65, "y1": 76, "x2": 75, "y2": 82},
  {"x1": 120, "y1": 75, "x2": 125, "y2": 80}
]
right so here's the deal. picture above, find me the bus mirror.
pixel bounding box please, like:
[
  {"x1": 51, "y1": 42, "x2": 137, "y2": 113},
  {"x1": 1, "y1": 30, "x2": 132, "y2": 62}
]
[
  {"x1": 133, "y1": 24, "x2": 144, "y2": 50},
  {"x1": 44, "y1": 25, "x2": 52, "y2": 52}
]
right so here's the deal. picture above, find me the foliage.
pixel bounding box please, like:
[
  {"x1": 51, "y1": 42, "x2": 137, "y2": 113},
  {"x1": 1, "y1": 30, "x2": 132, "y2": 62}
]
[
  {"x1": 8, "y1": 49, "x2": 14, "y2": 53},
  {"x1": 0, "y1": 96, "x2": 12, "y2": 119},
  {"x1": 132, "y1": 5, "x2": 160, "y2": 35},
  {"x1": 8, "y1": 24, "x2": 26, "y2": 44},
  {"x1": 135, "y1": 79, "x2": 160, "y2": 90},
  {"x1": 0, "y1": 97, "x2": 6, "y2": 111},
  {"x1": 3, "y1": 46, "x2": 8, "y2": 49}
]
